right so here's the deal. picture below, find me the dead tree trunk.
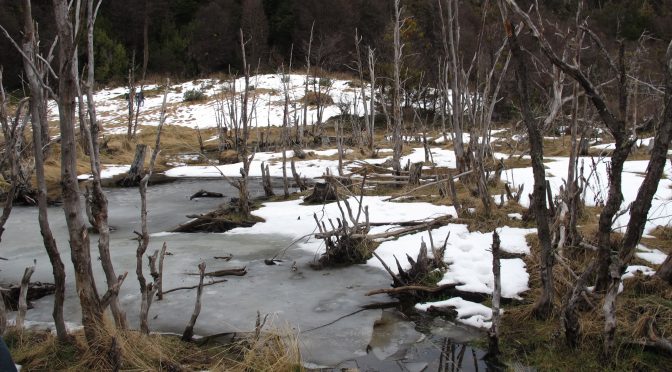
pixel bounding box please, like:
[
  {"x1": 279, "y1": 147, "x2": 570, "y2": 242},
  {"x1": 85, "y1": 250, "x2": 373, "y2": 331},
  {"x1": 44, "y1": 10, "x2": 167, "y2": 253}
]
[
  {"x1": 0, "y1": 81, "x2": 28, "y2": 239},
  {"x1": 156, "y1": 243, "x2": 167, "y2": 300},
  {"x1": 139, "y1": 243, "x2": 166, "y2": 333},
  {"x1": 120, "y1": 144, "x2": 147, "y2": 187},
  {"x1": 656, "y1": 252, "x2": 672, "y2": 284},
  {"x1": 503, "y1": 0, "x2": 635, "y2": 292},
  {"x1": 80, "y1": 0, "x2": 127, "y2": 330},
  {"x1": 408, "y1": 162, "x2": 423, "y2": 185},
  {"x1": 505, "y1": 18, "x2": 554, "y2": 318},
  {"x1": 15, "y1": 265, "x2": 35, "y2": 329},
  {"x1": 391, "y1": 0, "x2": 404, "y2": 174},
  {"x1": 487, "y1": 231, "x2": 501, "y2": 359},
  {"x1": 261, "y1": 162, "x2": 274, "y2": 197},
  {"x1": 182, "y1": 262, "x2": 206, "y2": 342},
  {"x1": 12, "y1": 0, "x2": 70, "y2": 341},
  {"x1": 618, "y1": 41, "x2": 672, "y2": 265},
  {"x1": 562, "y1": 260, "x2": 596, "y2": 347},
  {"x1": 368, "y1": 47, "x2": 377, "y2": 153},
  {"x1": 136, "y1": 84, "x2": 168, "y2": 334},
  {"x1": 0, "y1": 291, "x2": 6, "y2": 335},
  {"x1": 52, "y1": 0, "x2": 106, "y2": 347},
  {"x1": 291, "y1": 159, "x2": 307, "y2": 191}
]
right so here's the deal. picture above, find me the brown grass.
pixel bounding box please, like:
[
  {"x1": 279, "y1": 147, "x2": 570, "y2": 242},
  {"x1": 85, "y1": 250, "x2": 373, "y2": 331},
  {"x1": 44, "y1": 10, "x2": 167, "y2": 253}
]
[
  {"x1": 498, "y1": 233, "x2": 672, "y2": 371},
  {"x1": 6, "y1": 321, "x2": 303, "y2": 371}
]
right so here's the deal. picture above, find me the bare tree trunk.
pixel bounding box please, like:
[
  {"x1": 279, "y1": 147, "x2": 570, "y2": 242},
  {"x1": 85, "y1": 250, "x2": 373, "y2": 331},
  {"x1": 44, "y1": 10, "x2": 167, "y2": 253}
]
[
  {"x1": 439, "y1": 0, "x2": 468, "y2": 173},
  {"x1": 657, "y1": 252, "x2": 672, "y2": 284},
  {"x1": 19, "y1": 5, "x2": 70, "y2": 337},
  {"x1": 487, "y1": 231, "x2": 501, "y2": 359},
  {"x1": 123, "y1": 144, "x2": 148, "y2": 186},
  {"x1": 503, "y1": 0, "x2": 633, "y2": 292},
  {"x1": 368, "y1": 47, "x2": 377, "y2": 153},
  {"x1": 505, "y1": 18, "x2": 554, "y2": 318},
  {"x1": 15, "y1": 265, "x2": 35, "y2": 329},
  {"x1": 391, "y1": 0, "x2": 404, "y2": 174},
  {"x1": 618, "y1": 41, "x2": 672, "y2": 264},
  {"x1": 79, "y1": 0, "x2": 127, "y2": 330},
  {"x1": 182, "y1": 262, "x2": 206, "y2": 342},
  {"x1": 261, "y1": 162, "x2": 274, "y2": 197},
  {"x1": 0, "y1": 291, "x2": 6, "y2": 335},
  {"x1": 303, "y1": 22, "x2": 314, "y2": 138},
  {"x1": 156, "y1": 242, "x2": 167, "y2": 300},
  {"x1": 136, "y1": 84, "x2": 168, "y2": 334},
  {"x1": 237, "y1": 28, "x2": 253, "y2": 217},
  {"x1": 52, "y1": 0, "x2": 106, "y2": 346},
  {"x1": 126, "y1": 52, "x2": 136, "y2": 140}
]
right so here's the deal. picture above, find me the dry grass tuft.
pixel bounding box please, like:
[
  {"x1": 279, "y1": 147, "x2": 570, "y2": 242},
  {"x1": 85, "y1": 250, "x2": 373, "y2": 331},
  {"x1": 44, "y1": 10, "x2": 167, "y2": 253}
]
[
  {"x1": 6, "y1": 320, "x2": 303, "y2": 371},
  {"x1": 500, "y1": 233, "x2": 672, "y2": 371}
]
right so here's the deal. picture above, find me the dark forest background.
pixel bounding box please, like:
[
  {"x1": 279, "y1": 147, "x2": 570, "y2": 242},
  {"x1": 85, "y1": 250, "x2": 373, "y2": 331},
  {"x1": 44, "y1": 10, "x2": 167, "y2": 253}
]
[{"x1": 1, "y1": 0, "x2": 671, "y2": 90}]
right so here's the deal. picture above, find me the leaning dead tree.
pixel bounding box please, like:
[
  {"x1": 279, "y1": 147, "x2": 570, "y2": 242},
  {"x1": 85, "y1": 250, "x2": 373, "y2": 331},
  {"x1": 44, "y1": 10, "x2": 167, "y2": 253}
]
[{"x1": 182, "y1": 261, "x2": 206, "y2": 342}]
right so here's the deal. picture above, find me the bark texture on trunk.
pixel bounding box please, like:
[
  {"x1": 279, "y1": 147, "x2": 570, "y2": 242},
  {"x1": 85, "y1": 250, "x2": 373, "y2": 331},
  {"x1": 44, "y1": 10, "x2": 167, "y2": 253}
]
[
  {"x1": 20, "y1": 3, "x2": 69, "y2": 338},
  {"x1": 52, "y1": 0, "x2": 105, "y2": 346},
  {"x1": 505, "y1": 19, "x2": 554, "y2": 318}
]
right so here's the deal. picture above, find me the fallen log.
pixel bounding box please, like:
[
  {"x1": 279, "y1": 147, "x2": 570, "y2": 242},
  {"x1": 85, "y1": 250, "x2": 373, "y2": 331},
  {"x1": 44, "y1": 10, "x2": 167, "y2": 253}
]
[
  {"x1": 185, "y1": 267, "x2": 247, "y2": 277},
  {"x1": 189, "y1": 190, "x2": 224, "y2": 200},
  {"x1": 314, "y1": 215, "x2": 453, "y2": 241},
  {"x1": 386, "y1": 169, "x2": 474, "y2": 201},
  {"x1": 366, "y1": 283, "x2": 461, "y2": 296},
  {"x1": 3, "y1": 281, "x2": 56, "y2": 311}
]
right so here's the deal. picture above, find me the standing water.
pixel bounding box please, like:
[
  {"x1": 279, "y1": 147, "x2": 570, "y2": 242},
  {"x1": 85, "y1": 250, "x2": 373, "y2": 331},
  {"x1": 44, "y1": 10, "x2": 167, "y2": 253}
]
[{"x1": 0, "y1": 179, "x2": 492, "y2": 369}]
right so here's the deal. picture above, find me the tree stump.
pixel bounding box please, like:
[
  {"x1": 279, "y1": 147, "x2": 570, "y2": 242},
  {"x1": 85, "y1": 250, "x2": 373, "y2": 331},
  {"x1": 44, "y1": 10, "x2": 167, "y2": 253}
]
[
  {"x1": 118, "y1": 144, "x2": 147, "y2": 186},
  {"x1": 304, "y1": 182, "x2": 338, "y2": 204},
  {"x1": 408, "y1": 162, "x2": 423, "y2": 185}
]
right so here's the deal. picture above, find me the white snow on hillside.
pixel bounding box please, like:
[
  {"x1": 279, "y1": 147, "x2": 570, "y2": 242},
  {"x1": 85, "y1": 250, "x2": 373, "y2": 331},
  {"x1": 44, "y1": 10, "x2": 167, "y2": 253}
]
[{"x1": 51, "y1": 74, "x2": 366, "y2": 133}]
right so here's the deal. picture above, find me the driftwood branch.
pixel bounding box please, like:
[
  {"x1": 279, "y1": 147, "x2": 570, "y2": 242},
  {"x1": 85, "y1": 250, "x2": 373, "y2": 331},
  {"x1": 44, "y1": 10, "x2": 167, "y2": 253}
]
[{"x1": 162, "y1": 279, "x2": 228, "y2": 296}]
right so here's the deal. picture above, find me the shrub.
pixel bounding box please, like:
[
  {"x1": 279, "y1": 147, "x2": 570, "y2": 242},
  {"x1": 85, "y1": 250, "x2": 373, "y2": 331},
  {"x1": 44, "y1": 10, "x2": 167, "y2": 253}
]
[
  {"x1": 183, "y1": 89, "x2": 206, "y2": 102},
  {"x1": 319, "y1": 77, "x2": 333, "y2": 87}
]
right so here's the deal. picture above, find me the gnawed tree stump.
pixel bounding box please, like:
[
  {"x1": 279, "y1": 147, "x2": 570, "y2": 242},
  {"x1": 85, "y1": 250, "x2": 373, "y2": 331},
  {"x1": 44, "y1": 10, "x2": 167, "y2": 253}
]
[
  {"x1": 260, "y1": 162, "x2": 274, "y2": 197},
  {"x1": 189, "y1": 190, "x2": 224, "y2": 200},
  {"x1": 408, "y1": 162, "x2": 423, "y2": 185},
  {"x1": 304, "y1": 182, "x2": 338, "y2": 204},
  {"x1": 117, "y1": 144, "x2": 147, "y2": 187}
]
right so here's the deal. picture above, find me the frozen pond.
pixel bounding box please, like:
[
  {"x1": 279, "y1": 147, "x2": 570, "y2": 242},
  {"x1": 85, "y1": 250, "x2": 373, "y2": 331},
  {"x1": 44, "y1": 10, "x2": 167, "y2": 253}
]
[{"x1": 0, "y1": 178, "x2": 486, "y2": 367}]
